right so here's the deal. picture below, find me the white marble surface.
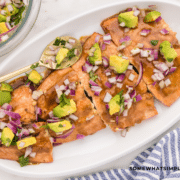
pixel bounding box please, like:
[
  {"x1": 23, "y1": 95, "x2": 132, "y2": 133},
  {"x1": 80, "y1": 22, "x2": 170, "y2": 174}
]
[{"x1": 1, "y1": 0, "x2": 180, "y2": 179}]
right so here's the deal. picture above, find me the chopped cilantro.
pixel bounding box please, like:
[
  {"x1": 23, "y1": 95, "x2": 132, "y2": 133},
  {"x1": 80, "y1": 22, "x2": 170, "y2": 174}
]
[
  {"x1": 115, "y1": 90, "x2": 125, "y2": 115},
  {"x1": 151, "y1": 40, "x2": 159, "y2": 46},
  {"x1": 30, "y1": 63, "x2": 39, "y2": 70},
  {"x1": 11, "y1": 136, "x2": 19, "y2": 146},
  {"x1": 17, "y1": 128, "x2": 22, "y2": 134},
  {"x1": 40, "y1": 125, "x2": 49, "y2": 129},
  {"x1": 59, "y1": 124, "x2": 63, "y2": 128},
  {"x1": 89, "y1": 71, "x2": 98, "y2": 82},
  {"x1": 59, "y1": 93, "x2": 70, "y2": 107},
  {"x1": 67, "y1": 48, "x2": 75, "y2": 60},
  {"x1": 25, "y1": 78, "x2": 30, "y2": 85},
  {"x1": 19, "y1": 155, "x2": 29, "y2": 167},
  {"x1": 56, "y1": 63, "x2": 61, "y2": 69},
  {"x1": 53, "y1": 38, "x2": 66, "y2": 46},
  {"x1": 10, "y1": 6, "x2": 25, "y2": 25},
  {"x1": 133, "y1": 97, "x2": 136, "y2": 102}
]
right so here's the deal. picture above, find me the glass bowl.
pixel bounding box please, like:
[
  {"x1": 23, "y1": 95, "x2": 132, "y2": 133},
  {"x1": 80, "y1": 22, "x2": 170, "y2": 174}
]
[{"x1": 0, "y1": 0, "x2": 41, "y2": 57}]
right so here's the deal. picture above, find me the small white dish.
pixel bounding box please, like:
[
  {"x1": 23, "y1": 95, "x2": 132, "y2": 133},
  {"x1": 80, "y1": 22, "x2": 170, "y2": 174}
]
[{"x1": 0, "y1": 0, "x2": 180, "y2": 178}]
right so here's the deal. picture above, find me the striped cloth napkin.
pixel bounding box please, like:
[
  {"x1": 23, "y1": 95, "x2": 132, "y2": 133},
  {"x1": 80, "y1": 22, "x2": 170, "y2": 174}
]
[{"x1": 68, "y1": 128, "x2": 180, "y2": 180}]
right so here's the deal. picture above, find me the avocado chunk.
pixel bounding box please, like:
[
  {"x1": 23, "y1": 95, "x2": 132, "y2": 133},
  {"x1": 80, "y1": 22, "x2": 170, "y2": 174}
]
[
  {"x1": 0, "y1": 15, "x2": 6, "y2": 23},
  {"x1": 118, "y1": 11, "x2": 138, "y2": 28},
  {"x1": 1, "y1": 127, "x2": 14, "y2": 147},
  {"x1": 53, "y1": 99, "x2": 77, "y2": 118},
  {"x1": 0, "y1": 22, "x2": 9, "y2": 34},
  {"x1": 110, "y1": 55, "x2": 129, "y2": 73},
  {"x1": 0, "y1": 91, "x2": 11, "y2": 106},
  {"x1": 28, "y1": 70, "x2": 42, "y2": 84},
  {"x1": 0, "y1": 82, "x2": 13, "y2": 92},
  {"x1": 56, "y1": 48, "x2": 69, "y2": 64},
  {"x1": 17, "y1": 137, "x2": 37, "y2": 150},
  {"x1": 144, "y1": 11, "x2": 161, "y2": 23},
  {"x1": 89, "y1": 43, "x2": 102, "y2": 65},
  {"x1": 109, "y1": 91, "x2": 124, "y2": 115},
  {"x1": 160, "y1": 41, "x2": 177, "y2": 62},
  {"x1": 48, "y1": 120, "x2": 72, "y2": 133},
  {"x1": 3, "y1": 4, "x2": 19, "y2": 16}
]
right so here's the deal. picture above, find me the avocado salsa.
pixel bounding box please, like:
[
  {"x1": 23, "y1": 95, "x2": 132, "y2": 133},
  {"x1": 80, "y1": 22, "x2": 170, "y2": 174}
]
[
  {"x1": 0, "y1": 5, "x2": 179, "y2": 166},
  {"x1": 0, "y1": 0, "x2": 27, "y2": 43}
]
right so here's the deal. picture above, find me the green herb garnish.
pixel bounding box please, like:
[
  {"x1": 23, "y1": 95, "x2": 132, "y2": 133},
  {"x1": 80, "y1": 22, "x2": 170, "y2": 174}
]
[
  {"x1": 30, "y1": 63, "x2": 39, "y2": 70},
  {"x1": 56, "y1": 63, "x2": 61, "y2": 69},
  {"x1": 10, "y1": 6, "x2": 25, "y2": 25},
  {"x1": 59, "y1": 124, "x2": 63, "y2": 128},
  {"x1": 151, "y1": 40, "x2": 159, "y2": 46},
  {"x1": 67, "y1": 48, "x2": 75, "y2": 60},
  {"x1": 19, "y1": 155, "x2": 29, "y2": 167},
  {"x1": 89, "y1": 71, "x2": 98, "y2": 82},
  {"x1": 40, "y1": 125, "x2": 49, "y2": 129},
  {"x1": 59, "y1": 93, "x2": 70, "y2": 107},
  {"x1": 11, "y1": 136, "x2": 19, "y2": 146},
  {"x1": 53, "y1": 38, "x2": 66, "y2": 46},
  {"x1": 116, "y1": 90, "x2": 125, "y2": 115}
]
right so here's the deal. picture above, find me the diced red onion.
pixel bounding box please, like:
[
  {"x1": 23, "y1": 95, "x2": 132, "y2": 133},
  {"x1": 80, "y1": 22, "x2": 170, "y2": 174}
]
[
  {"x1": 56, "y1": 125, "x2": 75, "y2": 139},
  {"x1": 123, "y1": 109, "x2": 128, "y2": 117},
  {"x1": 95, "y1": 35, "x2": 100, "y2": 43},
  {"x1": 92, "y1": 66, "x2": 99, "y2": 72},
  {"x1": 105, "y1": 81, "x2": 112, "y2": 88},
  {"x1": 133, "y1": 10, "x2": 140, "y2": 16},
  {"x1": 119, "y1": 36, "x2": 131, "y2": 43},
  {"x1": 106, "y1": 72, "x2": 111, "y2": 76},
  {"x1": 65, "y1": 42, "x2": 72, "y2": 49},
  {"x1": 148, "y1": 5, "x2": 157, "y2": 10},
  {"x1": 160, "y1": 28, "x2": 169, "y2": 35},
  {"x1": 29, "y1": 152, "x2": 36, "y2": 158},
  {"x1": 128, "y1": 73, "x2": 135, "y2": 81},
  {"x1": 1, "y1": 103, "x2": 12, "y2": 111},
  {"x1": 47, "y1": 119, "x2": 59, "y2": 123},
  {"x1": 77, "y1": 134, "x2": 85, "y2": 140},
  {"x1": 140, "y1": 50, "x2": 149, "y2": 57},
  {"x1": 102, "y1": 56, "x2": 109, "y2": 68},
  {"x1": 49, "y1": 111, "x2": 54, "y2": 118},
  {"x1": 116, "y1": 83, "x2": 123, "y2": 88},
  {"x1": 103, "y1": 34, "x2": 111, "y2": 41},
  {"x1": 95, "y1": 61, "x2": 102, "y2": 65},
  {"x1": 116, "y1": 74, "x2": 125, "y2": 82},
  {"x1": 135, "y1": 94, "x2": 142, "y2": 102},
  {"x1": 155, "y1": 16, "x2": 162, "y2": 22},
  {"x1": 154, "y1": 62, "x2": 168, "y2": 72},
  {"x1": 124, "y1": 28, "x2": 130, "y2": 33},
  {"x1": 130, "y1": 89, "x2": 136, "y2": 98},
  {"x1": 24, "y1": 147, "x2": 32, "y2": 158},
  {"x1": 105, "y1": 104, "x2": 109, "y2": 110},
  {"x1": 140, "y1": 29, "x2": 151, "y2": 36},
  {"x1": 159, "y1": 80, "x2": 165, "y2": 89},
  {"x1": 166, "y1": 61, "x2": 174, "y2": 67},
  {"x1": 59, "y1": 85, "x2": 65, "y2": 91},
  {"x1": 0, "y1": 122, "x2": 7, "y2": 129},
  {"x1": 0, "y1": 0, "x2": 5, "y2": 6},
  {"x1": 101, "y1": 43, "x2": 106, "y2": 50},
  {"x1": 0, "y1": 110, "x2": 5, "y2": 118},
  {"x1": 108, "y1": 77, "x2": 117, "y2": 84},
  {"x1": 116, "y1": 116, "x2": 119, "y2": 125},
  {"x1": 169, "y1": 67, "x2": 176, "y2": 73},
  {"x1": 32, "y1": 123, "x2": 38, "y2": 129},
  {"x1": 69, "y1": 114, "x2": 78, "y2": 121},
  {"x1": 69, "y1": 38, "x2": 75, "y2": 44},
  {"x1": 89, "y1": 80, "x2": 98, "y2": 86},
  {"x1": 103, "y1": 92, "x2": 112, "y2": 103},
  {"x1": 127, "y1": 65, "x2": 133, "y2": 70},
  {"x1": 165, "y1": 78, "x2": 171, "y2": 87},
  {"x1": 69, "y1": 82, "x2": 76, "y2": 90},
  {"x1": 32, "y1": 90, "x2": 43, "y2": 100},
  {"x1": 137, "y1": 43, "x2": 144, "y2": 49},
  {"x1": 163, "y1": 69, "x2": 169, "y2": 76},
  {"x1": 152, "y1": 81, "x2": 156, "y2": 86},
  {"x1": 28, "y1": 128, "x2": 35, "y2": 134},
  {"x1": 131, "y1": 48, "x2": 140, "y2": 55},
  {"x1": 3, "y1": 110, "x2": 21, "y2": 120},
  {"x1": 7, "y1": 4, "x2": 13, "y2": 12},
  {"x1": 135, "y1": 62, "x2": 143, "y2": 86},
  {"x1": 120, "y1": 22, "x2": 125, "y2": 27},
  {"x1": 123, "y1": 93, "x2": 130, "y2": 100},
  {"x1": 70, "y1": 89, "x2": 75, "y2": 96},
  {"x1": 65, "y1": 89, "x2": 70, "y2": 96},
  {"x1": 1, "y1": 34, "x2": 9, "y2": 41},
  {"x1": 86, "y1": 115, "x2": 94, "y2": 121},
  {"x1": 64, "y1": 79, "x2": 70, "y2": 85},
  {"x1": 117, "y1": 44, "x2": 126, "y2": 51},
  {"x1": 147, "y1": 56, "x2": 154, "y2": 61}
]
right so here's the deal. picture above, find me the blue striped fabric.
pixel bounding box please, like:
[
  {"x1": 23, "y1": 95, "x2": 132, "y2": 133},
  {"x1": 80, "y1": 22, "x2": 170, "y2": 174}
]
[{"x1": 67, "y1": 128, "x2": 180, "y2": 180}]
